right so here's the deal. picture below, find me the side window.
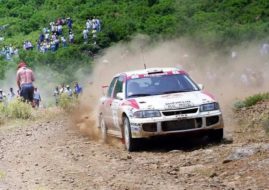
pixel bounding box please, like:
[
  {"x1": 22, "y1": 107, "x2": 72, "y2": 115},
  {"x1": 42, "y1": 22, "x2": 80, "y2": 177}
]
[
  {"x1": 113, "y1": 76, "x2": 124, "y2": 98},
  {"x1": 107, "y1": 77, "x2": 117, "y2": 97}
]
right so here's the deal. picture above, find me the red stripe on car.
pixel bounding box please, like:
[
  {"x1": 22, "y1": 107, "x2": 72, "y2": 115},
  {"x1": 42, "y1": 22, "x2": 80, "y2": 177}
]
[
  {"x1": 122, "y1": 99, "x2": 140, "y2": 109},
  {"x1": 202, "y1": 91, "x2": 216, "y2": 100}
]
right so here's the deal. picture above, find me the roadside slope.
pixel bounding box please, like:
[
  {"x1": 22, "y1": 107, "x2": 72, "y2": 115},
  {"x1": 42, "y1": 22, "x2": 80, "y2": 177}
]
[{"x1": 0, "y1": 110, "x2": 268, "y2": 190}]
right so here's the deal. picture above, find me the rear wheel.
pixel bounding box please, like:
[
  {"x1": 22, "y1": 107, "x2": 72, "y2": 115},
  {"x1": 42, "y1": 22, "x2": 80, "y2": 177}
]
[
  {"x1": 100, "y1": 115, "x2": 107, "y2": 143},
  {"x1": 123, "y1": 117, "x2": 138, "y2": 152},
  {"x1": 209, "y1": 128, "x2": 223, "y2": 143}
]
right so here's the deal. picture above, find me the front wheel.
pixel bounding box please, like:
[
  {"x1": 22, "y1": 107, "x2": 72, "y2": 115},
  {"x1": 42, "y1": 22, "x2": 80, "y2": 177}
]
[{"x1": 123, "y1": 117, "x2": 138, "y2": 152}]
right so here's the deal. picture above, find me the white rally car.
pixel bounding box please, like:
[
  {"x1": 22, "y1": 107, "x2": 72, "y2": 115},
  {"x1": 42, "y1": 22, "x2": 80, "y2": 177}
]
[{"x1": 99, "y1": 67, "x2": 224, "y2": 151}]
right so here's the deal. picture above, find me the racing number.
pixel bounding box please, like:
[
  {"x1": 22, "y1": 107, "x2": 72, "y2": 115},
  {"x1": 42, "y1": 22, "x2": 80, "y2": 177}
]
[{"x1": 111, "y1": 101, "x2": 120, "y2": 128}]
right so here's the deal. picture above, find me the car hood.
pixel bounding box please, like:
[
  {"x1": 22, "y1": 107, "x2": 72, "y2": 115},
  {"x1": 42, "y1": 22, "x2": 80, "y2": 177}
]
[{"x1": 132, "y1": 91, "x2": 215, "y2": 110}]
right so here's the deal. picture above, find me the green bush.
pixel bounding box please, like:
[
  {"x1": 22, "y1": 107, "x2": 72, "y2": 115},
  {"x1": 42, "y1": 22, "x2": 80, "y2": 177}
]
[
  {"x1": 58, "y1": 94, "x2": 78, "y2": 112},
  {"x1": 0, "y1": 99, "x2": 33, "y2": 121},
  {"x1": 6, "y1": 99, "x2": 33, "y2": 119},
  {"x1": 234, "y1": 93, "x2": 269, "y2": 109}
]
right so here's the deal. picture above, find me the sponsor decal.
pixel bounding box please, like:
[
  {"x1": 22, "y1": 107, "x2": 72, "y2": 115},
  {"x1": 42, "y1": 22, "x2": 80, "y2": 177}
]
[
  {"x1": 161, "y1": 93, "x2": 184, "y2": 98},
  {"x1": 165, "y1": 101, "x2": 194, "y2": 109}
]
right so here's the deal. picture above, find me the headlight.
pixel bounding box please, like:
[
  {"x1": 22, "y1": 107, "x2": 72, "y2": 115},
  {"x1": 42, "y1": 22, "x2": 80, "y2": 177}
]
[
  {"x1": 133, "y1": 110, "x2": 161, "y2": 118},
  {"x1": 200, "y1": 103, "x2": 219, "y2": 112}
]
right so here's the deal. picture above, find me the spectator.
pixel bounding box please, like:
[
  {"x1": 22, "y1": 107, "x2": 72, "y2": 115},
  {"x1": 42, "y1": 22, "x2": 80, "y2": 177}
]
[
  {"x1": 50, "y1": 40, "x2": 56, "y2": 52},
  {"x1": 92, "y1": 29, "x2": 97, "y2": 44},
  {"x1": 51, "y1": 32, "x2": 57, "y2": 41},
  {"x1": 67, "y1": 17, "x2": 73, "y2": 32},
  {"x1": 53, "y1": 86, "x2": 60, "y2": 105},
  {"x1": 39, "y1": 33, "x2": 45, "y2": 43},
  {"x1": 54, "y1": 37, "x2": 60, "y2": 50},
  {"x1": 16, "y1": 61, "x2": 35, "y2": 105},
  {"x1": 50, "y1": 22, "x2": 56, "y2": 33},
  {"x1": 92, "y1": 19, "x2": 98, "y2": 30},
  {"x1": 96, "y1": 18, "x2": 101, "y2": 32},
  {"x1": 24, "y1": 41, "x2": 33, "y2": 50},
  {"x1": 83, "y1": 28, "x2": 88, "y2": 43},
  {"x1": 33, "y1": 87, "x2": 41, "y2": 108},
  {"x1": 69, "y1": 32, "x2": 74, "y2": 43},
  {"x1": 7, "y1": 87, "x2": 15, "y2": 102},
  {"x1": 61, "y1": 36, "x2": 67, "y2": 47},
  {"x1": 59, "y1": 83, "x2": 66, "y2": 94},
  {"x1": 0, "y1": 89, "x2": 6, "y2": 103},
  {"x1": 65, "y1": 85, "x2": 73, "y2": 97},
  {"x1": 57, "y1": 24, "x2": 63, "y2": 35},
  {"x1": 86, "y1": 19, "x2": 92, "y2": 31},
  {"x1": 37, "y1": 40, "x2": 41, "y2": 51},
  {"x1": 45, "y1": 32, "x2": 50, "y2": 42},
  {"x1": 74, "y1": 82, "x2": 82, "y2": 96}
]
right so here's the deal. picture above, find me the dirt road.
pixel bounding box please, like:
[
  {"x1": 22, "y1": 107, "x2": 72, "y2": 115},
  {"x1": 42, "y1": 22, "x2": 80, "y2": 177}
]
[{"x1": 0, "y1": 112, "x2": 268, "y2": 190}]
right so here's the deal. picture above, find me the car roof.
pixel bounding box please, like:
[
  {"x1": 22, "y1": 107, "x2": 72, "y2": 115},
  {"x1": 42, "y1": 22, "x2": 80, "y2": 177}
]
[{"x1": 116, "y1": 67, "x2": 185, "y2": 78}]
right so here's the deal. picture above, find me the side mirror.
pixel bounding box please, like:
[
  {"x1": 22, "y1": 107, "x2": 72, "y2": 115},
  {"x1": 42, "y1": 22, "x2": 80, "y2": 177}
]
[
  {"x1": 198, "y1": 84, "x2": 204, "y2": 90},
  {"x1": 116, "y1": 92, "x2": 124, "y2": 100},
  {"x1": 101, "y1": 85, "x2": 108, "y2": 96}
]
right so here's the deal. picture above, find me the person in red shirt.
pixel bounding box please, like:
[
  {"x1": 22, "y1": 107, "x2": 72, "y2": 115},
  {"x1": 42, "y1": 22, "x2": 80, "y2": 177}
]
[{"x1": 16, "y1": 61, "x2": 35, "y2": 104}]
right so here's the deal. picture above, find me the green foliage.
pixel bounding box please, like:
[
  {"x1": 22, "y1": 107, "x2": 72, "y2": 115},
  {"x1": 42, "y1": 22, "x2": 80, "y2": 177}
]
[
  {"x1": 0, "y1": 99, "x2": 33, "y2": 120},
  {"x1": 58, "y1": 94, "x2": 78, "y2": 112},
  {"x1": 0, "y1": 0, "x2": 269, "y2": 80},
  {"x1": 234, "y1": 93, "x2": 269, "y2": 109}
]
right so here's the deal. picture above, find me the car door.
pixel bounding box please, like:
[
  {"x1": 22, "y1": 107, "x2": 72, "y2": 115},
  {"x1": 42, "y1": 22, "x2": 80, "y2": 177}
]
[
  {"x1": 102, "y1": 77, "x2": 117, "y2": 129},
  {"x1": 110, "y1": 76, "x2": 124, "y2": 131}
]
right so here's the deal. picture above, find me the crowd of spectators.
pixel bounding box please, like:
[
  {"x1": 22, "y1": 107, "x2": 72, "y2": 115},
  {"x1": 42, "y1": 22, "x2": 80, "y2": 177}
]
[
  {"x1": 82, "y1": 17, "x2": 102, "y2": 44},
  {"x1": 0, "y1": 16, "x2": 102, "y2": 60},
  {"x1": 0, "y1": 45, "x2": 19, "y2": 60},
  {"x1": 53, "y1": 82, "x2": 83, "y2": 105},
  {"x1": 35, "y1": 16, "x2": 102, "y2": 53},
  {"x1": 0, "y1": 86, "x2": 42, "y2": 108},
  {"x1": 36, "y1": 17, "x2": 74, "y2": 53},
  {"x1": 0, "y1": 82, "x2": 83, "y2": 108},
  {"x1": 23, "y1": 41, "x2": 34, "y2": 50}
]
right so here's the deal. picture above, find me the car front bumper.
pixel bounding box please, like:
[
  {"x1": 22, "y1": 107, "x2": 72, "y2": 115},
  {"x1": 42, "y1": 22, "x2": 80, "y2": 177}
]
[{"x1": 128, "y1": 110, "x2": 224, "y2": 138}]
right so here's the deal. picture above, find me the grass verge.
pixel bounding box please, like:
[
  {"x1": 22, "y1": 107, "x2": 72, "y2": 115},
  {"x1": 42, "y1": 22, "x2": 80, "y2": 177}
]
[{"x1": 233, "y1": 93, "x2": 269, "y2": 110}]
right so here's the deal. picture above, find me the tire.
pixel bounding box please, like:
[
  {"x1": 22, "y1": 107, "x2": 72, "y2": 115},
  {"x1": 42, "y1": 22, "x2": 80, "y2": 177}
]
[
  {"x1": 123, "y1": 117, "x2": 138, "y2": 152},
  {"x1": 100, "y1": 115, "x2": 107, "y2": 143},
  {"x1": 209, "y1": 128, "x2": 223, "y2": 143}
]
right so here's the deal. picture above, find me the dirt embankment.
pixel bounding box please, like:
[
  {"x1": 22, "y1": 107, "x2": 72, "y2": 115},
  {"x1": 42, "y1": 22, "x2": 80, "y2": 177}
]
[{"x1": 0, "y1": 102, "x2": 268, "y2": 190}]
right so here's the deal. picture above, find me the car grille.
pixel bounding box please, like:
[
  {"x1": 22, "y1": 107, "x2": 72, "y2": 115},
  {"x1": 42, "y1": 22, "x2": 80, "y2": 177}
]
[
  {"x1": 162, "y1": 118, "x2": 201, "y2": 131},
  {"x1": 162, "y1": 108, "x2": 198, "y2": 116},
  {"x1": 206, "y1": 116, "x2": 219, "y2": 126},
  {"x1": 142, "y1": 123, "x2": 157, "y2": 132}
]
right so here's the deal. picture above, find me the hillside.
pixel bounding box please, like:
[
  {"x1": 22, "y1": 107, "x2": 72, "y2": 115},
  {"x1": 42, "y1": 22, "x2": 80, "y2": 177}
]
[{"x1": 0, "y1": 0, "x2": 269, "y2": 80}]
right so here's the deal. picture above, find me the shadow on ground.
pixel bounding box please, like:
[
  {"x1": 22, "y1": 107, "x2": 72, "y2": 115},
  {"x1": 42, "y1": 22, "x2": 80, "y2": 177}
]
[{"x1": 134, "y1": 134, "x2": 231, "y2": 152}]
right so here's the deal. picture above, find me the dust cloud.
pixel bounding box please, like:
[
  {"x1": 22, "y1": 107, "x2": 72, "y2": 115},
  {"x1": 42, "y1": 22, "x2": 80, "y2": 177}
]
[{"x1": 73, "y1": 35, "x2": 269, "y2": 140}]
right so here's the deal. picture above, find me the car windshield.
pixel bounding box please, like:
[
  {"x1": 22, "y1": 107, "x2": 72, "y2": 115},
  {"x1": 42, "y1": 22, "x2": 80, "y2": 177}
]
[{"x1": 126, "y1": 74, "x2": 199, "y2": 98}]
